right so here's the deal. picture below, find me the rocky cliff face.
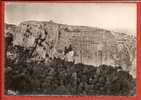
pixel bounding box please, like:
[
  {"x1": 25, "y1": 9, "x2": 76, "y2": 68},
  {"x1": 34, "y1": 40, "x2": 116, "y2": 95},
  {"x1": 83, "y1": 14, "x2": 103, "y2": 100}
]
[{"x1": 5, "y1": 21, "x2": 136, "y2": 77}]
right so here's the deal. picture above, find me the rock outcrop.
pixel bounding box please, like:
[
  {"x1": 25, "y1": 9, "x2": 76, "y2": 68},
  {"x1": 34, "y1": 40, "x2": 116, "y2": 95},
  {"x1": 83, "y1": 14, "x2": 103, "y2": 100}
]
[{"x1": 5, "y1": 21, "x2": 136, "y2": 77}]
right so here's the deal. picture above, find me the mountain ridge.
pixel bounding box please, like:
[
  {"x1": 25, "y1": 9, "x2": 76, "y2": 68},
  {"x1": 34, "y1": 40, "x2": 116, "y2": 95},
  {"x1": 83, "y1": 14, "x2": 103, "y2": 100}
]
[{"x1": 5, "y1": 20, "x2": 136, "y2": 77}]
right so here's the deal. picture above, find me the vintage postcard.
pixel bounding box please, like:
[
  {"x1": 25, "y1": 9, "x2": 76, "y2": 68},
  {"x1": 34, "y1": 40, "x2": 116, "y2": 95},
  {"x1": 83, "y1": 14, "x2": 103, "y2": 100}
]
[{"x1": 0, "y1": 0, "x2": 141, "y2": 100}]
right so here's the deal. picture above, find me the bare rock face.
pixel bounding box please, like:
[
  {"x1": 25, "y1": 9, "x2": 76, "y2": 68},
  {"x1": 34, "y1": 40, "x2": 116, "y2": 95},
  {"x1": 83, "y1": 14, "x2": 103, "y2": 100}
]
[{"x1": 5, "y1": 21, "x2": 136, "y2": 77}]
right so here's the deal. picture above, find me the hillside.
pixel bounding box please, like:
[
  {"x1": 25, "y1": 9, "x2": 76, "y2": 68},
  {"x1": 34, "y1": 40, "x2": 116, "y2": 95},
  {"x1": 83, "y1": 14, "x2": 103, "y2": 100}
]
[{"x1": 5, "y1": 20, "x2": 136, "y2": 77}]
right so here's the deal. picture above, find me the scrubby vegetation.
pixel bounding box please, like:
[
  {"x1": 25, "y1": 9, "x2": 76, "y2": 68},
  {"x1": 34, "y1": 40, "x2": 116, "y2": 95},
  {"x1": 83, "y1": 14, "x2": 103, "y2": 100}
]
[{"x1": 5, "y1": 57, "x2": 135, "y2": 96}]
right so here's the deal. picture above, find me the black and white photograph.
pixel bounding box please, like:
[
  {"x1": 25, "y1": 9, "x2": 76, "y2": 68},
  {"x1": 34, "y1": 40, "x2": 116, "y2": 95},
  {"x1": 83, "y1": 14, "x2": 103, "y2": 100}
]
[{"x1": 4, "y1": 2, "x2": 136, "y2": 96}]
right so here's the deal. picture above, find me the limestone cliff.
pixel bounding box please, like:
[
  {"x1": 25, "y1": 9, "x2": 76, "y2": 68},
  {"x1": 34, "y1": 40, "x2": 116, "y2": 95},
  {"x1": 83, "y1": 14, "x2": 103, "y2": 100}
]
[{"x1": 5, "y1": 21, "x2": 136, "y2": 77}]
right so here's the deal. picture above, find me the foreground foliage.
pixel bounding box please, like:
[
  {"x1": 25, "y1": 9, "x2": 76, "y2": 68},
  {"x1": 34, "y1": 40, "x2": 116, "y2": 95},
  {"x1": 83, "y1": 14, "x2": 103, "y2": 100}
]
[{"x1": 5, "y1": 58, "x2": 135, "y2": 96}]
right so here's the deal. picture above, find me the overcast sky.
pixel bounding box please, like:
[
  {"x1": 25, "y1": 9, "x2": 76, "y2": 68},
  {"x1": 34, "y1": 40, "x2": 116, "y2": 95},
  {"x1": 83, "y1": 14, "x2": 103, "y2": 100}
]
[{"x1": 5, "y1": 2, "x2": 136, "y2": 35}]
